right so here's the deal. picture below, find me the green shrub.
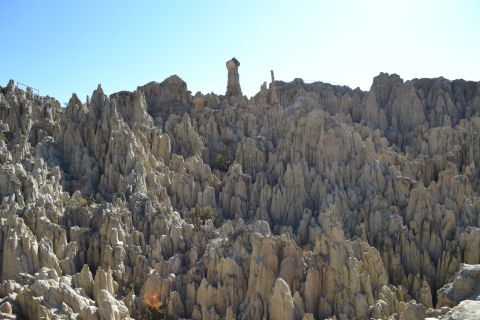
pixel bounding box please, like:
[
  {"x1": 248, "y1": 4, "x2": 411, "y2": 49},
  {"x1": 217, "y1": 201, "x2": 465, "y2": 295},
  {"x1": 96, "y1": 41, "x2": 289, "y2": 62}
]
[
  {"x1": 0, "y1": 133, "x2": 6, "y2": 142},
  {"x1": 141, "y1": 304, "x2": 173, "y2": 320},
  {"x1": 212, "y1": 154, "x2": 230, "y2": 172},
  {"x1": 189, "y1": 205, "x2": 217, "y2": 226}
]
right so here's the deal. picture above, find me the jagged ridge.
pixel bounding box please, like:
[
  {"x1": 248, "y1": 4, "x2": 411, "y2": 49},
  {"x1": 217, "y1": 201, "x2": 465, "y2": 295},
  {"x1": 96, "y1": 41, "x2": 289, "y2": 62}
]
[{"x1": 0, "y1": 64, "x2": 479, "y2": 320}]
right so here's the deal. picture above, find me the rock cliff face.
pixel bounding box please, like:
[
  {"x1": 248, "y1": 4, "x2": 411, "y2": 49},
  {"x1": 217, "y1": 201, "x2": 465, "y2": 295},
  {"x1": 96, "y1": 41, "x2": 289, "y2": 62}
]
[{"x1": 0, "y1": 63, "x2": 479, "y2": 319}]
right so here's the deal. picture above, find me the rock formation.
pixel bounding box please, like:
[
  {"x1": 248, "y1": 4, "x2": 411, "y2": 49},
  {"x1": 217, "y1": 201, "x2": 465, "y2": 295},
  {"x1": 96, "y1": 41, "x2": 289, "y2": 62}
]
[
  {"x1": 0, "y1": 61, "x2": 480, "y2": 319},
  {"x1": 270, "y1": 70, "x2": 279, "y2": 105},
  {"x1": 226, "y1": 58, "x2": 242, "y2": 104}
]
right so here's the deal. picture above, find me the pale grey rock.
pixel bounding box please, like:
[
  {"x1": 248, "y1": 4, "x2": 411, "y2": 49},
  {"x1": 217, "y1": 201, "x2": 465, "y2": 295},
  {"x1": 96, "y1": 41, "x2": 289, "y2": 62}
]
[
  {"x1": 269, "y1": 278, "x2": 294, "y2": 320},
  {"x1": 93, "y1": 267, "x2": 116, "y2": 303},
  {"x1": 437, "y1": 264, "x2": 480, "y2": 308},
  {"x1": 139, "y1": 75, "x2": 193, "y2": 125},
  {"x1": 166, "y1": 113, "x2": 204, "y2": 158},
  {"x1": 110, "y1": 89, "x2": 153, "y2": 127},
  {"x1": 73, "y1": 264, "x2": 94, "y2": 299},
  {"x1": 399, "y1": 300, "x2": 427, "y2": 320},
  {"x1": 96, "y1": 289, "x2": 131, "y2": 320},
  {"x1": 1, "y1": 67, "x2": 480, "y2": 320},
  {"x1": 439, "y1": 300, "x2": 480, "y2": 320},
  {"x1": 79, "y1": 306, "x2": 100, "y2": 320}
]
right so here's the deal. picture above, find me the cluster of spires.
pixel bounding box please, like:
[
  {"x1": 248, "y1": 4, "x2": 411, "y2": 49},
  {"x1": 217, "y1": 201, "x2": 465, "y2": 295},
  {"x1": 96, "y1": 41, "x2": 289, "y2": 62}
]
[{"x1": 225, "y1": 58, "x2": 278, "y2": 105}]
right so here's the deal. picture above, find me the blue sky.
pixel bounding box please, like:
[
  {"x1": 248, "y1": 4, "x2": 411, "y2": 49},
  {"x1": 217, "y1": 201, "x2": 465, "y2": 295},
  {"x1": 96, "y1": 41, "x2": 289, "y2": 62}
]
[{"x1": 1, "y1": 0, "x2": 479, "y2": 105}]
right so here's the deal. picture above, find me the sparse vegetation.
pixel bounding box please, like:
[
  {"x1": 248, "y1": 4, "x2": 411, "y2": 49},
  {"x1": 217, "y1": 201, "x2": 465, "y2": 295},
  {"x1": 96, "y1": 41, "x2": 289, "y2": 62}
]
[
  {"x1": 189, "y1": 205, "x2": 217, "y2": 226},
  {"x1": 0, "y1": 133, "x2": 6, "y2": 142},
  {"x1": 212, "y1": 154, "x2": 230, "y2": 172},
  {"x1": 141, "y1": 304, "x2": 173, "y2": 320},
  {"x1": 121, "y1": 282, "x2": 135, "y2": 295}
]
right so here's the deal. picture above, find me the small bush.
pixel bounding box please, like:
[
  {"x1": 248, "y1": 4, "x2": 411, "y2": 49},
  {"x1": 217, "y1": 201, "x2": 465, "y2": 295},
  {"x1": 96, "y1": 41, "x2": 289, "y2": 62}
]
[
  {"x1": 189, "y1": 205, "x2": 217, "y2": 226},
  {"x1": 212, "y1": 154, "x2": 230, "y2": 172},
  {"x1": 0, "y1": 133, "x2": 6, "y2": 142},
  {"x1": 141, "y1": 304, "x2": 173, "y2": 320}
]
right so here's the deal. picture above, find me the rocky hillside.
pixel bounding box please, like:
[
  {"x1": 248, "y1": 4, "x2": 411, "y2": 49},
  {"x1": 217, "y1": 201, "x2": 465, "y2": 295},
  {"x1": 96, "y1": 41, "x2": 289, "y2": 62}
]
[{"x1": 0, "y1": 59, "x2": 479, "y2": 320}]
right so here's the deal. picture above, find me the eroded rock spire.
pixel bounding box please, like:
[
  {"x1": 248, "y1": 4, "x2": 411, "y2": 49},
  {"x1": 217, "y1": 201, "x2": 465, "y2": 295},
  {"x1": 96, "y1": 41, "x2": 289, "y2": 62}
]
[
  {"x1": 226, "y1": 58, "x2": 242, "y2": 98},
  {"x1": 270, "y1": 70, "x2": 279, "y2": 105}
]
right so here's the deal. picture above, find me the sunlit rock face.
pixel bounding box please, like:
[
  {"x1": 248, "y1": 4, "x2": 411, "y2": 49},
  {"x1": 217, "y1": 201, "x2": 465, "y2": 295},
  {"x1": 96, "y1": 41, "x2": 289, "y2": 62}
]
[{"x1": 0, "y1": 64, "x2": 480, "y2": 319}]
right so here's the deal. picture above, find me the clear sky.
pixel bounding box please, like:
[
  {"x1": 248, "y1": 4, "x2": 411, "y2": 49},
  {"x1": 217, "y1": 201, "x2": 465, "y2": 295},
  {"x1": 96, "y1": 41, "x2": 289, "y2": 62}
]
[{"x1": 1, "y1": 0, "x2": 479, "y2": 105}]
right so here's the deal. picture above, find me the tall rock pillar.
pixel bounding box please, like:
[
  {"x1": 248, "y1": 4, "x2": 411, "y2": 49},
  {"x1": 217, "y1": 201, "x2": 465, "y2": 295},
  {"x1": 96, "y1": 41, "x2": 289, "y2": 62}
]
[
  {"x1": 270, "y1": 70, "x2": 279, "y2": 105},
  {"x1": 226, "y1": 58, "x2": 242, "y2": 99}
]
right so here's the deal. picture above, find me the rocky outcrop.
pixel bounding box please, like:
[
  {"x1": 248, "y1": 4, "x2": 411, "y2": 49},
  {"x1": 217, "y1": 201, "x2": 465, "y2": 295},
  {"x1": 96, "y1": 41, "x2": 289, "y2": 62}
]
[
  {"x1": 438, "y1": 300, "x2": 480, "y2": 320},
  {"x1": 138, "y1": 75, "x2": 193, "y2": 127},
  {"x1": 1, "y1": 62, "x2": 480, "y2": 320},
  {"x1": 437, "y1": 264, "x2": 480, "y2": 308}
]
